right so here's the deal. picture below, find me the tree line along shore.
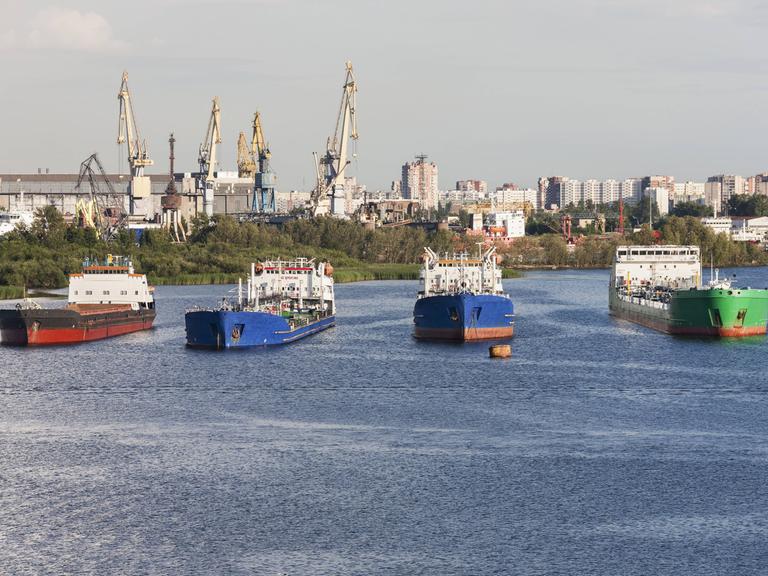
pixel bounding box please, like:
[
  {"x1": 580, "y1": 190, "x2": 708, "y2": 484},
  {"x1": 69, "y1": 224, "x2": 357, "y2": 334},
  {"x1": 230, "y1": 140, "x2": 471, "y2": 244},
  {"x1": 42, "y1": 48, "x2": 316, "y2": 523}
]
[{"x1": 0, "y1": 206, "x2": 765, "y2": 299}]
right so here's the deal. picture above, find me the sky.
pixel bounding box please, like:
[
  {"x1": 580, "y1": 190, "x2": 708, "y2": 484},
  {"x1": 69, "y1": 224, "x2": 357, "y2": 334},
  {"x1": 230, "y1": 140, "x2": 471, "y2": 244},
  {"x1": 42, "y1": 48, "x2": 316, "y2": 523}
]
[{"x1": 0, "y1": 0, "x2": 767, "y2": 191}]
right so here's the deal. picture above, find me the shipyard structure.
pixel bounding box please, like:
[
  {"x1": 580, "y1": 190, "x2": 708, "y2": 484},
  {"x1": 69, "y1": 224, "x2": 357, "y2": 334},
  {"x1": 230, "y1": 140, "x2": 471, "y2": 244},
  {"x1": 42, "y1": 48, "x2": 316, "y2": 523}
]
[
  {"x1": 0, "y1": 62, "x2": 360, "y2": 232},
  {"x1": 0, "y1": 172, "x2": 311, "y2": 222}
]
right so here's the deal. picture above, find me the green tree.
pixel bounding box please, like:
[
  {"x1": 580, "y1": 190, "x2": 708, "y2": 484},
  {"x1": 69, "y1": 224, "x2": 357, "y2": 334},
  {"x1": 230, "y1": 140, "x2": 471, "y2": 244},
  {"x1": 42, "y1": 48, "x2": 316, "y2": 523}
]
[
  {"x1": 727, "y1": 194, "x2": 768, "y2": 217},
  {"x1": 672, "y1": 202, "x2": 713, "y2": 218},
  {"x1": 538, "y1": 235, "x2": 570, "y2": 266},
  {"x1": 31, "y1": 205, "x2": 67, "y2": 247}
]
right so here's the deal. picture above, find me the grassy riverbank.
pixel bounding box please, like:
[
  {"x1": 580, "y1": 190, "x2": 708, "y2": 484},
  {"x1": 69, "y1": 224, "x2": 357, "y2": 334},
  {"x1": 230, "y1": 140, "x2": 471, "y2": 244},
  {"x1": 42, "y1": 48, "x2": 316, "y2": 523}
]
[{"x1": 0, "y1": 286, "x2": 25, "y2": 300}]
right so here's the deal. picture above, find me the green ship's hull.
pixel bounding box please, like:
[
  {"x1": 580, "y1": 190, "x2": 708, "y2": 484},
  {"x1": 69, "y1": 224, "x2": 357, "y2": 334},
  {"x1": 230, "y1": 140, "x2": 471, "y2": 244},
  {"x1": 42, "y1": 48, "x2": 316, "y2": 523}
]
[{"x1": 609, "y1": 287, "x2": 768, "y2": 337}]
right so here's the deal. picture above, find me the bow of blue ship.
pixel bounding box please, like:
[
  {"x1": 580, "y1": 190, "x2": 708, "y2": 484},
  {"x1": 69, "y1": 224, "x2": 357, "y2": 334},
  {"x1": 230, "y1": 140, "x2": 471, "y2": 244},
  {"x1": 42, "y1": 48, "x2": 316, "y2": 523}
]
[{"x1": 185, "y1": 310, "x2": 336, "y2": 349}]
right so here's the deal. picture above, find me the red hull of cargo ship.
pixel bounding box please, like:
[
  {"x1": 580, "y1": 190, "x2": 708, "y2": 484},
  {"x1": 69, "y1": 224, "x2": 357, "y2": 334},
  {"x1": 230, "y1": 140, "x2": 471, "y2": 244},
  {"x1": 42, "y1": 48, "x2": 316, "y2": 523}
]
[
  {"x1": 0, "y1": 305, "x2": 155, "y2": 346},
  {"x1": 26, "y1": 318, "x2": 154, "y2": 345}
]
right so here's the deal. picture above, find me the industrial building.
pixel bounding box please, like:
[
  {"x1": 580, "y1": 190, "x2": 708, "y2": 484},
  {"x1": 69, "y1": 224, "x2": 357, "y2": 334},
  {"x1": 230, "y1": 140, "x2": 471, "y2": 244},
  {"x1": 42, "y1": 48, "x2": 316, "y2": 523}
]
[{"x1": 0, "y1": 172, "x2": 256, "y2": 221}]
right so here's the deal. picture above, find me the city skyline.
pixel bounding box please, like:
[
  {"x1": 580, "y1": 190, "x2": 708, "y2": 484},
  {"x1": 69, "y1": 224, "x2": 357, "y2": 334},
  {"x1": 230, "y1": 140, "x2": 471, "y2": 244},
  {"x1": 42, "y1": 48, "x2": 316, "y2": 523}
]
[{"x1": 1, "y1": 0, "x2": 767, "y2": 191}]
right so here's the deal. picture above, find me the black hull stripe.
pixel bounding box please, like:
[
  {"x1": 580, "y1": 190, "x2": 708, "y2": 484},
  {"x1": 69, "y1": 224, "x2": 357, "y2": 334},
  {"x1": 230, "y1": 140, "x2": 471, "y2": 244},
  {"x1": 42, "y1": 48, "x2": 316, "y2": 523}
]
[{"x1": 0, "y1": 310, "x2": 156, "y2": 330}]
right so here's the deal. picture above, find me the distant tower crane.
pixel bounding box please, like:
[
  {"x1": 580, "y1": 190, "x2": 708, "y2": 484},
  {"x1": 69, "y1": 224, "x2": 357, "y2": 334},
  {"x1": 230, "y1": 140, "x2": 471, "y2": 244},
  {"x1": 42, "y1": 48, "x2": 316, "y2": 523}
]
[
  {"x1": 117, "y1": 71, "x2": 153, "y2": 217},
  {"x1": 251, "y1": 111, "x2": 277, "y2": 213},
  {"x1": 237, "y1": 131, "x2": 257, "y2": 178},
  {"x1": 310, "y1": 61, "x2": 358, "y2": 217},
  {"x1": 74, "y1": 153, "x2": 128, "y2": 241},
  {"x1": 197, "y1": 97, "x2": 221, "y2": 218}
]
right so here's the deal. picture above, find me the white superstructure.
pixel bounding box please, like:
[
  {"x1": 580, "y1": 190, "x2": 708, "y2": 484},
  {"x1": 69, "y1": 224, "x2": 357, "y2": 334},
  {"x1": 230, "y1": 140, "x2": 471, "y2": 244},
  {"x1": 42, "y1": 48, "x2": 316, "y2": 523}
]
[
  {"x1": 68, "y1": 256, "x2": 154, "y2": 309},
  {"x1": 612, "y1": 245, "x2": 701, "y2": 289},
  {"x1": 419, "y1": 246, "x2": 504, "y2": 298},
  {"x1": 486, "y1": 211, "x2": 526, "y2": 238},
  {"x1": 239, "y1": 258, "x2": 335, "y2": 314},
  {"x1": 701, "y1": 217, "x2": 732, "y2": 236},
  {"x1": 0, "y1": 211, "x2": 34, "y2": 235}
]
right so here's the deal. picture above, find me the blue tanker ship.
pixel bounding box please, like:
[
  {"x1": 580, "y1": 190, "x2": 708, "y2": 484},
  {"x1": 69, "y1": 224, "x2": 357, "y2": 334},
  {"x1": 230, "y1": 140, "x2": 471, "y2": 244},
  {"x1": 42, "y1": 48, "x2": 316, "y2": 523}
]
[
  {"x1": 185, "y1": 258, "x2": 336, "y2": 349},
  {"x1": 413, "y1": 247, "x2": 514, "y2": 341}
]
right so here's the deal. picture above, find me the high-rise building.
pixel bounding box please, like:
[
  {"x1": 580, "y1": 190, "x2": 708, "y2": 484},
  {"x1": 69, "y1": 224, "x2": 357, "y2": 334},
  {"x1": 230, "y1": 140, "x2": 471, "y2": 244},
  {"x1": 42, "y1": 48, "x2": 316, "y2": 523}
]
[
  {"x1": 672, "y1": 181, "x2": 706, "y2": 204},
  {"x1": 621, "y1": 179, "x2": 643, "y2": 203},
  {"x1": 754, "y1": 173, "x2": 768, "y2": 196},
  {"x1": 559, "y1": 179, "x2": 580, "y2": 207},
  {"x1": 644, "y1": 187, "x2": 670, "y2": 216},
  {"x1": 600, "y1": 180, "x2": 621, "y2": 204},
  {"x1": 456, "y1": 179, "x2": 488, "y2": 194},
  {"x1": 704, "y1": 180, "x2": 723, "y2": 215},
  {"x1": 536, "y1": 176, "x2": 645, "y2": 209},
  {"x1": 492, "y1": 188, "x2": 539, "y2": 209},
  {"x1": 538, "y1": 176, "x2": 567, "y2": 210},
  {"x1": 707, "y1": 174, "x2": 745, "y2": 207},
  {"x1": 402, "y1": 155, "x2": 439, "y2": 210},
  {"x1": 641, "y1": 175, "x2": 675, "y2": 196},
  {"x1": 582, "y1": 180, "x2": 601, "y2": 205},
  {"x1": 439, "y1": 189, "x2": 482, "y2": 204}
]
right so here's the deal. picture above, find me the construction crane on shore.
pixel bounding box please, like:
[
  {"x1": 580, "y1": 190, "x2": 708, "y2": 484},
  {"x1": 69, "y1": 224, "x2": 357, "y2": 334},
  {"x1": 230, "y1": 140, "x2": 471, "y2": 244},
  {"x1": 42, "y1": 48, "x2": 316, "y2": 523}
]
[
  {"x1": 237, "y1": 131, "x2": 257, "y2": 178},
  {"x1": 197, "y1": 97, "x2": 221, "y2": 217},
  {"x1": 309, "y1": 61, "x2": 358, "y2": 217},
  {"x1": 74, "y1": 153, "x2": 127, "y2": 241},
  {"x1": 251, "y1": 111, "x2": 276, "y2": 213},
  {"x1": 117, "y1": 71, "x2": 153, "y2": 217}
]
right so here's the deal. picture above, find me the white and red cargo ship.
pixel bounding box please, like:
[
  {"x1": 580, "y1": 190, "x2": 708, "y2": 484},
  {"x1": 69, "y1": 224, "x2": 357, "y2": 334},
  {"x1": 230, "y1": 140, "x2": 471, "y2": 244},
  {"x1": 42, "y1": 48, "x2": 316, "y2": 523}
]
[{"x1": 0, "y1": 256, "x2": 155, "y2": 346}]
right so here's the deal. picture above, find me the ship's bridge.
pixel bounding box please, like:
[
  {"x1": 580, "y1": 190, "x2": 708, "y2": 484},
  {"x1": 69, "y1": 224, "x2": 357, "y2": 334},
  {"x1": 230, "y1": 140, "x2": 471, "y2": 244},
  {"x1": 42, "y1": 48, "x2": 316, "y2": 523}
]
[{"x1": 613, "y1": 245, "x2": 701, "y2": 289}]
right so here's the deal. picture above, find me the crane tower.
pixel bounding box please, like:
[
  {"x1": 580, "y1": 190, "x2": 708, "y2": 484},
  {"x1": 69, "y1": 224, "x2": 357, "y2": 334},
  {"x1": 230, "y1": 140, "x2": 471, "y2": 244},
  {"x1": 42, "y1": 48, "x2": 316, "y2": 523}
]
[
  {"x1": 197, "y1": 97, "x2": 222, "y2": 217},
  {"x1": 117, "y1": 71, "x2": 154, "y2": 217},
  {"x1": 310, "y1": 61, "x2": 358, "y2": 217},
  {"x1": 74, "y1": 153, "x2": 128, "y2": 241},
  {"x1": 251, "y1": 111, "x2": 277, "y2": 213},
  {"x1": 237, "y1": 132, "x2": 257, "y2": 178}
]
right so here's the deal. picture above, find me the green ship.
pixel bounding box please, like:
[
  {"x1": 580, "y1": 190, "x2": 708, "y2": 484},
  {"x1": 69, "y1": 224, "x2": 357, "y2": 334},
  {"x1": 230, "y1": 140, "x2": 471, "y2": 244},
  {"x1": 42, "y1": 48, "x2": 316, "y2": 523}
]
[{"x1": 609, "y1": 245, "x2": 768, "y2": 337}]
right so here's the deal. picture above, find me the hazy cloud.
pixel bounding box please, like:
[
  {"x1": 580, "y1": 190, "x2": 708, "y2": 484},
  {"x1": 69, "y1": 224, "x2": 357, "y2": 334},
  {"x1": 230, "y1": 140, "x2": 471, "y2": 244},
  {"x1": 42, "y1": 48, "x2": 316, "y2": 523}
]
[
  {"x1": 1, "y1": 6, "x2": 126, "y2": 52},
  {"x1": 0, "y1": 29, "x2": 17, "y2": 50},
  {"x1": 1, "y1": 0, "x2": 767, "y2": 187}
]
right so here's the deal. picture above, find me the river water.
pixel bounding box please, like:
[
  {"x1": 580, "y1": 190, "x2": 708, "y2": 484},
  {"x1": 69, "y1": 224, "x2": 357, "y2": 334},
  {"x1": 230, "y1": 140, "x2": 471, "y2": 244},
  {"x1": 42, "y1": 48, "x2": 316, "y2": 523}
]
[{"x1": 2, "y1": 269, "x2": 768, "y2": 575}]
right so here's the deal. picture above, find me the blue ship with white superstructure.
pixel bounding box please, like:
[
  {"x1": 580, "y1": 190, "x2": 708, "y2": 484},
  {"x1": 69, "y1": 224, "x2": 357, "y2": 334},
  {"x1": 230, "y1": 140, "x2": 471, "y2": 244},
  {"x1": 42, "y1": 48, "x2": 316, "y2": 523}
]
[
  {"x1": 185, "y1": 258, "x2": 335, "y2": 348},
  {"x1": 413, "y1": 246, "x2": 514, "y2": 341}
]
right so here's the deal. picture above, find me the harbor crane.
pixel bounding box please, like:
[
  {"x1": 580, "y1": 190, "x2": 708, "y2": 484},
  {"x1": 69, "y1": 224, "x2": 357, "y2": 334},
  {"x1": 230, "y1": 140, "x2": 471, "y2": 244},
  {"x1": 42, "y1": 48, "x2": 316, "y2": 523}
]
[
  {"x1": 197, "y1": 97, "x2": 221, "y2": 217},
  {"x1": 309, "y1": 61, "x2": 358, "y2": 217},
  {"x1": 237, "y1": 131, "x2": 257, "y2": 178},
  {"x1": 251, "y1": 111, "x2": 276, "y2": 213},
  {"x1": 117, "y1": 71, "x2": 153, "y2": 217},
  {"x1": 74, "y1": 153, "x2": 128, "y2": 241}
]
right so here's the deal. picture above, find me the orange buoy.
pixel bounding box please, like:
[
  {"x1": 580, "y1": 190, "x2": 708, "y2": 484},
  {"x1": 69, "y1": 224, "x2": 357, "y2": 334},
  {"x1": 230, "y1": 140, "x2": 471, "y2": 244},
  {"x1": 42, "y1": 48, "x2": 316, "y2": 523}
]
[{"x1": 489, "y1": 344, "x2": 511, "y2": 358}]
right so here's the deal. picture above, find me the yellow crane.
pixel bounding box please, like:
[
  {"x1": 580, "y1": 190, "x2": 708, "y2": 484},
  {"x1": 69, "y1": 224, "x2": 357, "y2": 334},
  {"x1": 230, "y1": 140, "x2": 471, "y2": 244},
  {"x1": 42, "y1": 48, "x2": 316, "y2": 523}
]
[
  {"x1": 74, "y1": 153, "x2": 127, "y2": 241},
  {"x1": 251, "y1": 111, "x2": 276, "y2": 212},
  {"x1": 310, "y1": 61, "x2": 358, "y2": 217},
  {"x1": 117, "y1": 71, "x2": 153, "y2": 216},
  {"x1": 237, "y1": 131, "x2": 257, "y2": 178},
  {"x1": 197, "y1": 97, "x2": 221, "y2": 217}
]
